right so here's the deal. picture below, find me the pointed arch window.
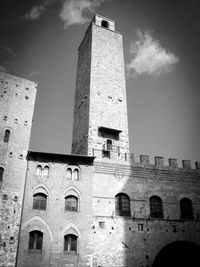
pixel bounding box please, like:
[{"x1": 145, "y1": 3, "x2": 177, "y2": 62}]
[
  {"x1": 28, "y1": 230, "x2": 43, "y2": 250},
  {"x1": 4, "y1": 129, "x2": 10, "y2": 143},
  {"x1": 65, "y1": 195, "x2": 78, "y2": 212},
  {"x1": 33, "y1": 193, "x2": 47, "y2": 210},
  {"x1": 43, "y1": 166, "x2": 49, "y2": 178},
  {"x1": 73, "y1": 169, "x2": 79, "y2": 181},
  {"x1": 66, "y1": 168, "x2": 72, "y2": 180},
  {"x1": 0, "y1": 167, "x2": 4, "y2": 188},
  {"x1": 36, "y1": 165, "x2": 42, "y2": 177},
  {"x1": 150, "y1": 196, "x2": 163, "y2": 219},
  {"x1": 64, "y1": 234, "x2": 77, "y2": 252},
  {"x1": 115, "y1": 193, "x2": 131, "y2": 217},
  {"x1": 180, "y1": 198, "x2": 193, "y2": 220}
]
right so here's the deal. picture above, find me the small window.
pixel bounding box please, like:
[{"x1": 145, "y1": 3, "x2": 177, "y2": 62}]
[
  {"x1": 107, "y1": 139, "x2": 112, "y2": 150},
  {"x1": 29, "y1": 231, "x2": 43, "y2": 251},
  {"x1": 4, "y1": 129, "x2": 10, "y2": 143},
  {"x1": 0, "y1": 167, "x2": 4, "y2": 188},
  {"x1": 43, "y1": 166, "x2": 49, "y2": 178},
  {"x1": 99, "y1": 222, "x2": 105, "y2": 229},
  {"x1": 36, "y1": 165, "x2": 42, "y2": 177},
  {"x1": 64, "y1": 234, "x2": 77, "y2": 252},
  {"x1": 138, "y1": 224, "x2": 144, "y2": 231},
  {"x1": 65, "y1": 196, "x2": 78, "y2": 212},
  {"x1": 73, "y1": 169, "x2": 79, "y2": 181},
  {"x1": 101, "y1": 20, "x2": 109, "y2": 28},
  {"x1": 115, "y1": 193, "x2": 131, "y2": 217},
  {"x1": 33, "y1": 193, "x2": 47, "y2": 210},
  {"x1": 150, "y1": 196, "x2": 163, "y2": 219},
  {"x1": 66, "y1": 168, "x2": 72, "y2": 180},
  {"x1": 180, "y1": 198, "x2": 193, "y2": 220}
]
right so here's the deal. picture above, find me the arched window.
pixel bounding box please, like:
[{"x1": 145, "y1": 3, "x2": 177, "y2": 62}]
[
  {"x1": 101, "y1": 20, "x2": 109, "y2": 28},
  {"x1": 36, "y1": 165, "x2": 42, "y2": 177},
  {"x1": 28, "y1": 230, "x2": 43, "y2": 250},
  {"x1": 33, "y1": 193, "x2": 47, "y2": 210},
  {"x1": 107, "y1": 139, "x2": 112, "y2": 150},
  {"x1": 65, "y1": 196, "x2": 78, "y2": 212},
  {"x1": 43, "y1": 166, "x2": 49, "y2": 178},
  {"x1": 4, "y1": 129, "x2": 10, "y2": 143},
  {"x1": 73, "y1": 169, "x2": 79, "y2": 181},
  {"x1": 150, "y1": 196, "x2": 163, "y2": 218},
  {"x1": 66, "y1": 168, "x2": 72, "y2": 180},
  {"x1": 115, "y1": 193, "x2": 131, "y2": 217},
  {"x1": 180, "y1": 198, "x2": 193, "y2": 220},
  {"x1": 64, "y1": 234, "x2": 77, "y2": 252}
]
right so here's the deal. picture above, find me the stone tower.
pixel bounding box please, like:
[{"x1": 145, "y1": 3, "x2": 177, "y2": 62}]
[
  {"x1": 72, "y1": 14, "x2": 129, "y2": 159},
  {"x1": 0, "y1": 72, "x2": 37, "y2": 267}
]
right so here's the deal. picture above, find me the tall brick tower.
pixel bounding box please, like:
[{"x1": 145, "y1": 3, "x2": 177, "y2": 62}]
[
  {"x1": 0, "y1": 72, "x2": 37, "y2": 267},
  {"x1": 72, "y1": 15, "x2": 129, "y2": 159}
]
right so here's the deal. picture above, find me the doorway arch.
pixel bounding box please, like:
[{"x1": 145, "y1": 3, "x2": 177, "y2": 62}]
[{"x1": 153, "y1": 241, "x2": 200, "y2": 267}]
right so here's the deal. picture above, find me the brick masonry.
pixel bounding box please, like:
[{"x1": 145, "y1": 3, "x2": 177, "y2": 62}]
[
  {"x1": 1, "y1": 14, "x2": 200, "y2": 267},
  {"x1": 0, "y1": 72, "x2": 37, "y2": 267}
]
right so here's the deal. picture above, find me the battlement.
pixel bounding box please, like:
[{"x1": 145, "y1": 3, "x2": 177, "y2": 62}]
[{"x1": 93, "y1": 149, "x2": 200, "y2": 171}]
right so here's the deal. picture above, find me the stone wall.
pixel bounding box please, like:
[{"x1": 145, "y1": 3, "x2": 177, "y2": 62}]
[
  {"x1": 0, "y1": 73, "x2": 37, "y2": 267},
  {"x1": 92, "y1": 159, "x2": 200, "y2": 267},
  {"x1": 17, "y1": 153, "x2": 94, "y2": 267}
]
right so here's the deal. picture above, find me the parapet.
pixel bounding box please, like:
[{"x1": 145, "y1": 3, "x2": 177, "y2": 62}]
[{"x1": 125, "y1": 153, "x2": 200, "y2": 171}]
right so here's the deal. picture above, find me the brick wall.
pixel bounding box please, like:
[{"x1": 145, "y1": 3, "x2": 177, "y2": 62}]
[
  {"x1": 17, "y1": 153, "x2": 94, "y2": 267},
  {"x1": 0, "y1": 73, "x2": 37, "y2": 267}
]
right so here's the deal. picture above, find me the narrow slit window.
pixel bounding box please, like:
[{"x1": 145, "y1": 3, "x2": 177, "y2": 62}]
[{"x1": 4, "y1": 130, "x2": 10, "y2": 143}]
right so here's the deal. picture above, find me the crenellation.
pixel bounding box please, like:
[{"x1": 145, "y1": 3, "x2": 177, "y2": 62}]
[
  {"x1": 182, "y1": 160, "x2": 191, "y2": 169},
  {"x1": 154, "y1": 156, "x2": 164, "y2": 166}
]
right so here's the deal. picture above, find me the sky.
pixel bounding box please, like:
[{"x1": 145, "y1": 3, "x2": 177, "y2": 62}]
[{"x1": 1, "y1": 0, "x2": 200, "y2": 166}]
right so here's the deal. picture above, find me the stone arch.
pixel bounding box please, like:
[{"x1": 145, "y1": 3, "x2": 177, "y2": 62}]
[
  {"x1": 62, "y1": 222, "x2": 81, "y2": 238},
  {"x1": 153, "y1": 240, "x2": 200, "y2": 267},
  {"x1": 21, "y1": 216, "x2": 53, "y2": 242},
  {"x1": 33, "y1": 183, "x2": 49, "y2": 196},
  {"x1": 63, "y1": 186, "x2": 81, "y2": 200}
]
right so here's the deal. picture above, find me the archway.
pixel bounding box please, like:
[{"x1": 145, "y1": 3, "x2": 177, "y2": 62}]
[{"x1": 153, "y1": 241, "x2": 200, "y2": 267}]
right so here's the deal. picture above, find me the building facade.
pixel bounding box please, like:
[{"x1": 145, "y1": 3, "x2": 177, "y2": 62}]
[{"x1": 0, "y1": 15, "x2": 200, "y2": 267}]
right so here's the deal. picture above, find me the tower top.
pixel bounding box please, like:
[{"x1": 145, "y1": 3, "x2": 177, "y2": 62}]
[{"x1": 92, "y1": 14, "x2": 115, "y2": 31}]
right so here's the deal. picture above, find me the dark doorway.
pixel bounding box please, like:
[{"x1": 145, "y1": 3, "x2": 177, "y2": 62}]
[{"x1": 153, "y1": 241, "x2": 200, "y2": 267}]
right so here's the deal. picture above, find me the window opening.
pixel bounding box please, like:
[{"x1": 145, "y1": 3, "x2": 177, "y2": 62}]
[
  {"x1": 33, "y1": 193, "x2": 47, "y2": 210},
  {"x1": 4, "y1": 130, "x2": 10, "y2": 143},
  {"x1": 65, "y1": 196, "x2": 78, "y2": 212},
  {"x1": 73, "y1": 169, "x2": 79, "y2": 180},
  {"x1": 36, "y1": 165, "x2": 42, "y2": 177},
  {"x1": 180, "y1": 198, "x2": 193, "y2": 220},
  {"x1": 101, "y1": 20, "x2": 109, "y2": 28},
  {"x1": 64, "y1": 234, "x2": 77, "y2": 252},
  {"x1": 150, "y1": 196, "x2": 163, "y2": 219},
  {"x1": 67, "y1": 168, "x2": 72, "y2": 180},
  {"x1": 115, "y1": 193, "x2": 131, "y2": 217},
  {"x1": 43, "y1": 166, "x2": 49, "y2": 178},
  {"x1": 107, "y1": 139, "x2": 112, "y2": 150},
  {"x1": 28, "y1": 231, "x2": 43, "y2": 250}
]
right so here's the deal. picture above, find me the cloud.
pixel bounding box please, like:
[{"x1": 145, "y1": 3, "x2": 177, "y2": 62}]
[
  {"x1": 23, "y1": 0, "x2": 55, "y2": 20},
  {"x1": 126, "y1": 30, "x2": 179, "y2": 76},
  {"x1": 59, "y1": 0, "x2": 110, "y2": 27},
  {"x1": 0, "y1": 46, "x2": 19, "y2": 74},
  {"x1": 23, "y1": 5, "x2": 46, "y2": 20}
]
